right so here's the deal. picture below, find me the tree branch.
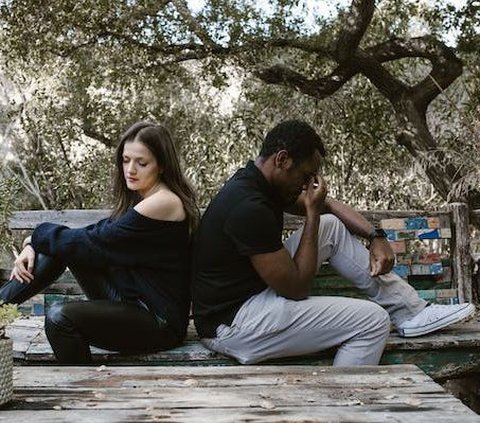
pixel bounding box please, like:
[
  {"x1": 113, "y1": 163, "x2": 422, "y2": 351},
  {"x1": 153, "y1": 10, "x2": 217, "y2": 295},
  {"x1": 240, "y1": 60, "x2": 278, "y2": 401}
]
[
  {"x1": 172, "y1": 0, "x2": 216, "y2": 48},
  {"x1": 352, "y1": 48, "x2": 407, "y2": 100},
  {"x1": 334, "y1": 0, "x2": 375, "y2": 64},
  {"x1": 82, "y1": 125, "x2": 115, "y2": 148},
  {"x1": 255, "y1": 63, "x2": 354, "y2": 99},
  {"x1": 367, "y1": 36, "x2": 463, "y2": 111}
]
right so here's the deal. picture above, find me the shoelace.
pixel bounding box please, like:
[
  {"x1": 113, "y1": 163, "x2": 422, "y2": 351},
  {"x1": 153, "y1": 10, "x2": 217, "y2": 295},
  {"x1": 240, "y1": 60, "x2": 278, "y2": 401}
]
[{"x1": 423, "y1": 304, "x2": 455, "y2": 323}]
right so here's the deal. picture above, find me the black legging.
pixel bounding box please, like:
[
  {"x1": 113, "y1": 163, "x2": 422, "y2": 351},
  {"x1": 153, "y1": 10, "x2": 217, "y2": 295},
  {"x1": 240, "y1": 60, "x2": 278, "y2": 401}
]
[{"x1": 0, "y1": 254, "x2": 178, "y2": 364}]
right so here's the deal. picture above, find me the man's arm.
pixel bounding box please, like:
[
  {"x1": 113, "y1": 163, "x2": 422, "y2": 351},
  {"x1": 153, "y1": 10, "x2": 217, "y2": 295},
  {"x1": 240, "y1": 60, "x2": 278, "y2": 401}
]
[
  {"x1": 286, "y1": 191, "x2": 376, "y2": 236},
  {"x1": 250, "y1": 178, "x2": 326, "y2": 300},
  {"x1": 323, "y1": 198, "x2": 373, "y2": 238},
  {"x1": 250, "y1": 214, "x2": 320, "y2": 300},
  {"x1": 287, "y1": 192, "x2": 394, "y2": 276},
  {"x1": 325, "y1": 198, "x2": 395, "y2": 276}
]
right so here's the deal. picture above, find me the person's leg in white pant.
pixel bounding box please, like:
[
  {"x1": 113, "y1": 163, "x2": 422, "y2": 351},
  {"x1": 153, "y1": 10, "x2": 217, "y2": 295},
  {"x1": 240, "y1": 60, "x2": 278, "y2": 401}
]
[
  {"x1": 202, "y1": 288, "x2": 390, "y2": 365},
  {"x1": 201, "y1": 214, "x2": 429, "y2": 366},
  {"x1": 284, "y1": 214, "x2": 474, "y2": 337},
  {"x1": 284, "y1": 213, "x2": 427, "y2": 328}
]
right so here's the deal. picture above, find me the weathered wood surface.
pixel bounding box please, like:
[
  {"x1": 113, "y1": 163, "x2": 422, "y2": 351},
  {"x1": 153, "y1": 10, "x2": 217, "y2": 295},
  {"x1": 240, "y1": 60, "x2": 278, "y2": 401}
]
[
  {"x1": 9, "y1": 208, "x2": 452, "y2": 230},
  {"x1": 451, "y1": 202, "x2": 473, "y2": 303},
  {"x1": 8, "y1": 315, "x2": 480, "y2": 381},
  {"x1": 8, "y1": 209, "x2": 112, "y2": 230},
  {"x1": 3, "y1": 364, "x2": 479, "y2": 422}
]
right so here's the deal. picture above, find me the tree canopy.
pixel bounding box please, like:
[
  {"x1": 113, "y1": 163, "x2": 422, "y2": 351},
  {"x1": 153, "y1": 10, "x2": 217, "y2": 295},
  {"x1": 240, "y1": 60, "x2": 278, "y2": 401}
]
[{"x1": 0, "y1": 0, "x2": 479, "y2": 211}]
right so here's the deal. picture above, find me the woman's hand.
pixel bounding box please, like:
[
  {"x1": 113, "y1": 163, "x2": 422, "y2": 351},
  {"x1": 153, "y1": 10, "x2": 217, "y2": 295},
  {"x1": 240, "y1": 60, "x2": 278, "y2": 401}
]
[{"x1": 10, "y1": 244, "x2": 35, "y2": 283}]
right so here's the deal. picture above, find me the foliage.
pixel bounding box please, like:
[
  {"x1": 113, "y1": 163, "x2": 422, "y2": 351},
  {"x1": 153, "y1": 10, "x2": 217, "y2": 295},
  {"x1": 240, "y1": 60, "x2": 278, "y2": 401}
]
[
  {"x1": 0, "y1": 303, "x2": 20, "y2": 339},
  {"x1": 0, "y1": 171, "x2": 20, "y2": 255},
  {"x1": 223, "y1": 61, "x2": 445, "y2": 209},
  {"x1": 0, "y1": 0, "x2": 479, "y2": 216},
  {"x1": 4, "y1": 118, "x2": 114, "y2": 210},
  {"x1": 428, "y1": 74, "x2": 480, "y2": 205}
]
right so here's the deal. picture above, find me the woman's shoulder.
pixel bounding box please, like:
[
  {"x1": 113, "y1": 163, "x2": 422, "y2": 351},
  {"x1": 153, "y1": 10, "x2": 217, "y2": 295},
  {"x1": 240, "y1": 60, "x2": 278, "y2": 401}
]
[{"x1": 134, "y1": 189, "x2": 186, "y2": 222}]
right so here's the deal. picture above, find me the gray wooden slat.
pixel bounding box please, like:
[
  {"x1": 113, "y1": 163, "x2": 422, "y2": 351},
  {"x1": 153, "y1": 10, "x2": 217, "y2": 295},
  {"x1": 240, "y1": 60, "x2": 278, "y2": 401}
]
[
  {"x1": 7, "y1": 317, "x2": 479, "y2": 381},
  {"x1": 9, "y1": 208, "x2": 452, "y2": 230},
  {"x1": 4, "y1": 365, "x2": 479, "y2": 422},
  {"x1": 11, "y1": 362, "x2": 424, "y2": 380},
  {"x1": 7, "y1": 209, "x2": 111, "y2": 230},
  {"x1": 12, "y1": 384, "x2": 451, "y2": 407},
  {"x1": 8, "y1": 317, "x2": 480, "y2": 366},
  {"x1": 451, "y1": 202, "x2": 473, "y2": 302},
  {"x1": 1, "y1": 407, "x2": 478, "y2": 423},
  {"x1": 10, "y1": 316, "x2": 480, "y2": 353}
]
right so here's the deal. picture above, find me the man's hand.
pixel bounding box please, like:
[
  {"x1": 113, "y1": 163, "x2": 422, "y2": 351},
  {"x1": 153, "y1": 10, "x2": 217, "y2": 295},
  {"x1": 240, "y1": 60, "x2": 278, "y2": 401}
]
[
  {"x1": 304, "y1": 175, "x2": 327, "y2": 217},
  {"x1": 10, "y1": 245, "x2": 35, "y2": 283},
  {"x1": 369, "y1": 237, "x2": 394, "y2": 276}
]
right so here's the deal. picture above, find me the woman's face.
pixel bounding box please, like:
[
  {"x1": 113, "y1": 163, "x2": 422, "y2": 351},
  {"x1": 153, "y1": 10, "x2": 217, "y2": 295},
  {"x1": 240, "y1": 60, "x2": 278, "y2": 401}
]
[{"x1": 122, "y1": 140, "x2": 161, "y2": 197}]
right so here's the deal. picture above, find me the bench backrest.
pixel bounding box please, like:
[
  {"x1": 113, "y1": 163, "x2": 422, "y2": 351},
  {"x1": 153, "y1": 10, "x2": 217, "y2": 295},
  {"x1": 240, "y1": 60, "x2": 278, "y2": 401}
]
[{"x1": 6, "y1": 202, "x2": 473, "y2": 302}]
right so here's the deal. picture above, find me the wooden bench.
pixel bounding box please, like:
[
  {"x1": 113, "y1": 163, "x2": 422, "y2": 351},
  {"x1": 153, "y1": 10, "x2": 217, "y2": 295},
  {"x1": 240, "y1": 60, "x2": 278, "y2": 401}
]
[
  {"x1": 4, "y1": 202, "x2": 474, "y2": 302},
  {"x1": 3, "y1": 203, "x2": 480, "y2": 382},
  {"x1": 7, "y1": 314, "x2": 480, "y2": 382}
]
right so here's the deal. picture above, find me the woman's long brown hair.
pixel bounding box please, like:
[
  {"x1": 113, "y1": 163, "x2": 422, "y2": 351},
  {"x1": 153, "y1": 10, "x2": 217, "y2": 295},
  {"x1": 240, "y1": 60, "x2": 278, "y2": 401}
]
[{"x1": 111, "y1": 121, "x2": 199, "y2": 231}]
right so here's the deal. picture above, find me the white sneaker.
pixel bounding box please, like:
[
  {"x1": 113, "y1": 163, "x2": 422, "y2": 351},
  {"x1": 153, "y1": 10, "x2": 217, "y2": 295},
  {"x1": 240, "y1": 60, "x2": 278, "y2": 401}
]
[{"x1": 397, "y1": 303, "x2": 475, "y2": 337}]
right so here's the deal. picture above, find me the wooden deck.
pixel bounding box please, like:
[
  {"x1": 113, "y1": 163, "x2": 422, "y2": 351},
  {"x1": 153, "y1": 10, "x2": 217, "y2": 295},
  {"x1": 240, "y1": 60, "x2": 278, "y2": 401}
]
[
  {"x1": 7, "y1": 315, "x2": 480, "y2": 381},
  {"x1": 3, "y1": 364, "x2": 480, "y2": 422}
]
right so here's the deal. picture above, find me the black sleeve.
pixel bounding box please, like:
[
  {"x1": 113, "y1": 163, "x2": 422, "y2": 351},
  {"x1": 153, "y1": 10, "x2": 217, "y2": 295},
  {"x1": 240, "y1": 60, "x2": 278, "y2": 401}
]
[
  {"x1": 224, "y1": 201, "x2": 283, "y2": 256},
  {"x1": 31, "y1": 210, "x2": 160, "y2": 267}
]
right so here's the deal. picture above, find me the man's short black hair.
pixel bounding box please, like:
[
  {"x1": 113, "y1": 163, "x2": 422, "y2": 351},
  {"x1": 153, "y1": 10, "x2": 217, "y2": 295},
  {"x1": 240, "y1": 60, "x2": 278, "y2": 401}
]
[{"x1": 259, "y1": 120, "x2": 326, "y2": 162}]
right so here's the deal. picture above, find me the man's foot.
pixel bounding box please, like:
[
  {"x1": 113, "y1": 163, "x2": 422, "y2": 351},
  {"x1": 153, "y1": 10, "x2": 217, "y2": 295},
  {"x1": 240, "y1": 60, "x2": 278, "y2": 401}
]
[{"x1": 397, "y1": 303, "x2": 475, "y2": 337}]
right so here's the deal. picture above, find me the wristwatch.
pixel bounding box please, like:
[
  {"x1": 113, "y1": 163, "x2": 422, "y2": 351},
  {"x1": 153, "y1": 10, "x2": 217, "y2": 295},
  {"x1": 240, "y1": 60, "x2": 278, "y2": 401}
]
[{"x1": 367, "y1": 228, "x2": 387, "y2": 242}]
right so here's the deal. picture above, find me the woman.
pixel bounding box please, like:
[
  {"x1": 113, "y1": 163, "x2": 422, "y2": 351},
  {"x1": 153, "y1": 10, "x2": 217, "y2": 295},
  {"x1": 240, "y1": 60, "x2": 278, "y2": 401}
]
[{"x1": 0, "y1": 121, "x2": 198, "y2": 364}]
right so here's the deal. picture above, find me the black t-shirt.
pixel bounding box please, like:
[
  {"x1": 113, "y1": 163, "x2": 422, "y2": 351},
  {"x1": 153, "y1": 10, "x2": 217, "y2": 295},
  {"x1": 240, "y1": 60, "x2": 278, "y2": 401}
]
[{"x1": 192, "y1": 161, "x2": 284, "y2": 338}]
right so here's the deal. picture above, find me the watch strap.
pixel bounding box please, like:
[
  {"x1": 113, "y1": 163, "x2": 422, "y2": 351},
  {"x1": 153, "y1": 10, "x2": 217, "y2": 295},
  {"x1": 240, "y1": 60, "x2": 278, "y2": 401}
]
[{"x1": 368, "y1": 228, "x2": 387, "y2": 241}]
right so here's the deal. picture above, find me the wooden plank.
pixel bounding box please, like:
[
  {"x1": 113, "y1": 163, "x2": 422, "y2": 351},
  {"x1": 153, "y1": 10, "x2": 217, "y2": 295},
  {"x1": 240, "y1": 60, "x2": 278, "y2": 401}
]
[
  {"x1": 7, "y1": 317, "x2": 480, "y2": 380},
  {"x1": 7, "y1": 209, "x2": 111, "y2": 230},
  {"x1": 9, "y1": 208, "x2": 452, "y2": 231},
  {"x1": 3, "y1": 365, "x2": 478, "y2": 422},
  {"x1": 11, "y1": 317, "x2": 480, "y2": 354},
  {"x1": 450, "y1": 202, "x2": 473, "y2": 303},
  {"x1": 278, "y1": 209, "x2": 450, "y2": 231},
  {"x1": 2, "y1": 407, "x2": 478, "y2": 423},
  {"x1": 11, "y1": 365, "x2": 439, "y2": 393}
]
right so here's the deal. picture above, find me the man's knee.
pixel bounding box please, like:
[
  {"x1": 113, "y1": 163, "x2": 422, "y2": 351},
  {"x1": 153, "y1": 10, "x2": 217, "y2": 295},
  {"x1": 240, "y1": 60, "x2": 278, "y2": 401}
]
[
  {"x1": 367, "y1": 304, "x2": 391, "y2": 336},
  {"x1": 318, "y1": 213, "x2": 345, "y2": 232},
  {"x1": 316, "y1": 214, "x2": 352, "y2": 249}
]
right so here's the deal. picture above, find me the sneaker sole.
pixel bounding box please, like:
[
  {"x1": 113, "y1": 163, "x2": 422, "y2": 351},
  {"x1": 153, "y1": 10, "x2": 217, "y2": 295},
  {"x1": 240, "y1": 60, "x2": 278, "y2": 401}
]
[{"x1": 398, "y1": 303, "x2": 476, "y2": 337}]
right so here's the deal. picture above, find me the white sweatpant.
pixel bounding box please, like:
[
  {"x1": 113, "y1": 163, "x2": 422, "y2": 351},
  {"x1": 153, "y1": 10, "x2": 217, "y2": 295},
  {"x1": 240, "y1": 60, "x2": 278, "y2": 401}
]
[{"x1": 201, "y1": 214, "x2": 426, "y2": 366}]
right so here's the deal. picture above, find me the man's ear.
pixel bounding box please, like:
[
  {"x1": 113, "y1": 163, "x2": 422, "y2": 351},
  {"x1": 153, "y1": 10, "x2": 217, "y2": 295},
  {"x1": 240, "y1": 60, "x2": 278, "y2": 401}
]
[{"x1": 274, "y1": 150, "x2": 292, "y2": 170}]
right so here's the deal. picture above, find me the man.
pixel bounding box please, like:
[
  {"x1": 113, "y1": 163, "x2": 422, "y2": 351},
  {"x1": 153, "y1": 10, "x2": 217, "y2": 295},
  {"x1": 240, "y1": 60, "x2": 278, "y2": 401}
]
[{"x1": 192, "y1": 120, "x2": 475, "y2": 366}]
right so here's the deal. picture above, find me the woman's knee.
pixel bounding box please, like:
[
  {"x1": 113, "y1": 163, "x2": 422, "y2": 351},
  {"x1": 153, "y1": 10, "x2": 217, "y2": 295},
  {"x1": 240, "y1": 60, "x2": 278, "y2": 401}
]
[
  {"x1": 45, "y1": 302, "x2": 92, "y2": 364},
  {"x1": 45, "y1": 303, "x2": 74, "y2": 331},
  {"x1": 34, "y1": 254, "x2": 66, "y2": 281}
]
